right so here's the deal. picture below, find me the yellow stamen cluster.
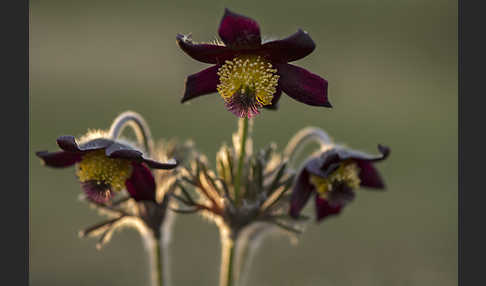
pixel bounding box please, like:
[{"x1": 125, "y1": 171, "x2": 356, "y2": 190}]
[
  {"x1": 76, "y1": 150, "x2": 133, "y2": 192},
  {"x1": 217, "y1": 55, "x2": 279, "y2": 106},
  {"x1": 310, "y1": 162, "x2": 361, "y2": 199}
]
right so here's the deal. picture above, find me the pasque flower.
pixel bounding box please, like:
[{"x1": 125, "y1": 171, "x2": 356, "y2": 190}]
[
  {"x1": 76, "y1": 137, "x2": 195, "y2": 249},
  {"x1": 36, "y1": 132, "x2": 178, "y2": 203},
  {"x1": 177, "y1": 9, "x2": 330, "y2": 118},
  {"x1": 289, "y1": 144, "x2": 390, "y2": 222}
]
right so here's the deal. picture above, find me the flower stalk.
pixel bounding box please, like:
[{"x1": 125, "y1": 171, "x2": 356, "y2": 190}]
[
  {"x1": 155, "y1": 235, "x2": 164, "y2": 286},
  {"x1": 109, "y1": 110, "x2": 154, "y2": 154},
  {"x1": 234, "y1": 117, "x2": 249, "y2": 205},
  {"x1": 283, "y1": 127, "x2": 332, "y2": 170},
  {"x1": 220, "y1": 234, "x2": 236, "y2": 286}
]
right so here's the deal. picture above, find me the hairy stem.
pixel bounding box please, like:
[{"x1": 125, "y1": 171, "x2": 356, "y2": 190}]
[
  {"x1": 283, "y1": 127, "x2": 332, "y2": 170},
  {"x1": 234, "y1": 117, "x2": 249, "y2": 205},
  {"x1": 144, "y1": 233, "x2": 165, "y2": 286},
  {"x1": 154, "y1": 237, "x2": 163, "y2": 286},
  {"x1": 108, "y1": 111, "x2": 154, "y2": 155},
  {"x1": 220, "y1": 232, "x2": 236, "y2": 286}
]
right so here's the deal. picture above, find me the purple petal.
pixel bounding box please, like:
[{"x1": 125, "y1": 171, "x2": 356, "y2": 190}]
[
  {"x1": 182, "y1": 65, "x2": 220, "y2": 103},
  {"x1": 375, "y1": 144, "x2": 391, "y2": 162},
  {"x1": 176, "y1": 34, "x2": 234, "y2": 64},
  {"x1": 125, "y1": 163, "x2": 156, "y2": 202},
  {"x1": 78, "y1": 138, "x2": 113, "y2": 151},
  {"x1": 262, "y1": 29, "x2": 315, "y2": 63},
  {"x1": 305, "y1": 153, "x2": 341, "y2": 178},
  {"x1": 143, "y1": 158, "x2": 178, "y2": 170},
  {"x1": 333, "y1": 144, "x2": 390, "y2": 163},
  {"x1": 106, "y1": 144, "x2": 178, "y2": 170},
  {"x1": 35, "y1": 151, "x2": 82, "y2": 168},
  {"x1": 315, "y1": 195, "x2": 342, "y2": 222},
  {"x1": 57, "y1": 135, "x2": 114, "y2": 153},
  {"x1": 289, "y1": 170, "x2": 314, "y2": 218},
  {"x1": 105, "y1": 143, "x2": 143, "y2": 158},
  {"x1": 276, "y1": 63, "x2": 331, "y2": 107},
  {"x1": 56, "y1": 136, "x2": 81, "y2": 152},
  {"x1": 218, "y1": 9, "x2": 261, "y2": 48},
  {"x1": 81, "y1": 181, "x2": 113, "y2": 203}
]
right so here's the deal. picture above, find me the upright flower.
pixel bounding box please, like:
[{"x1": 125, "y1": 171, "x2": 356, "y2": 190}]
[
  {"x1": 177, "y1": 9, "x2": 330, "y2": 118},
  {"x1": 289, "y1": 144, "x2": 390, "y2": 222},
  {"x1": 36, "y1": 132, "x2": 178, "y2": 203}
]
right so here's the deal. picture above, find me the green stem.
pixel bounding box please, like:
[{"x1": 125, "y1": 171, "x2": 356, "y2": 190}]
[
  {"x1": 234, "y1": 117, "x2": 249, "y2": 205},
  {"x1": 154, "y1": 237, "x2": 163, "y2": 286},
  {"x1": 220, "y1": 236, "x2": 236, "y2": 286}
]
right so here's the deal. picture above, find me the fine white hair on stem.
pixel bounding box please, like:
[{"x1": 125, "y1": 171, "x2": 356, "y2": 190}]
[
  {"x1": 283, "y1": 127, "x2": 333, "y2": 171},
  {"x1": 141, "y1": 224, "x2": 172, "y2": 286},
  {"x1": 234, "y1": 223, "x2": 273, "y2": 286},
  {"x1": 108, "y1": 111, "x2": 154, "y2": 156}
]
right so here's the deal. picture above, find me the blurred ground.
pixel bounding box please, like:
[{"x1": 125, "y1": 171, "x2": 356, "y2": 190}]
[{"x1": 30, "y1": 0, "x2": 457, "y2": 285}]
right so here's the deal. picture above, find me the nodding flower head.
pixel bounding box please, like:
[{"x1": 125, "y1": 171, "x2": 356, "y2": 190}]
[
  {"x1": 36, "y1": 132, "x2": 178, "y2": 203},
  {"x1": 289, "y1": 144, "x2": 390, "y2": 222},
  {"x1": 177, "y1": 9, "x2": 330, "y2": 118},
  {"x1": 76, "y1": 138, "x2": 194, "y2": 249}
]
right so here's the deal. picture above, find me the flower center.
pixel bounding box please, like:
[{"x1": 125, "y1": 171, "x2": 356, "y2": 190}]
[
  {"x1": 76, "y1": 150, "x2": 133, "y2": 192},
  {"x1": 310, "y1": 162, "x2": 361, "y2": 199},
  {"x1": 217, "y1": 55, "x2": 279, "y2": 109}
]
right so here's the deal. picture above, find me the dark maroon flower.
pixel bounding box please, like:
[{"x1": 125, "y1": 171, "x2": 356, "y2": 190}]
[
  {"x1": 289, "y1": 145, "x2": 390, "y2": 222},
  {"x1": 177, "y1": 9, "x2": 330, "y2": 118},
  {"x1": 36, "y1": 135, "x2": 178, "y2": 203}
]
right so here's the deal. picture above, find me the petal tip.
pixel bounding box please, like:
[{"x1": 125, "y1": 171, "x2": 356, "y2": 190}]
[
  {"x1": 377, "y1": 144, "x2": 391, "y2": 159},
  {"x1": 35, "y1": 151, "x2": 47, "y2": 165}
]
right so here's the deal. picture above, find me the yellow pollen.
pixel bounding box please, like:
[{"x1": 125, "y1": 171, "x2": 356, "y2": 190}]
[
  {"x1": 310, "y1": 162, "x2": 361, "y2": 199},
  {"x1": 217, "y1": 55, "x2": 280, "y2": 106},
  {"x1": 76, "y1": 150, "x2": 133, "y2": 192}
]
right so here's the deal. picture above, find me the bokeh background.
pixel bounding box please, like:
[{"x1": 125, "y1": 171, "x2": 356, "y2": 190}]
[{"x1": 30, "y1": 0, "x2": 457, "y2": 285}]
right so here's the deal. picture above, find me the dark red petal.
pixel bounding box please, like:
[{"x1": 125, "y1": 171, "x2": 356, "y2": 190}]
[
  {"x1": 181, "y1": 65, "x2": 220, "y2": 103},
  {"x1": 81, "y1": 181, "x2": 113, "y2": 203},
  {"x1": 262, "y1": 87, "x2": 282, "y2": 110},
  {"x1": 315, "y1": 195, "x2": 342, "y2": 222},
  {"x1": 289, "y1": 170, "x2": 314, "y2": 218},
  {"x1": 176, "y1": 34, "x2": 234, "y2": 64},
  {"x1": 276, "y1": 63, "x2": 331, "y2": 107},
  {"x1": 262, "y1": 29, "x2": 315, "y2": 63},
  {"x1": 218, "y1": 9, "x2": 261, "y2": 48},
  {"x1": 356, "y1": 161, "x2": 385, "y2": 189},
  {"x1": 125, "y1": 163, "x2": 156, "y2": 202},
  {"x1": 36, "y1": 151, "x2": 82, "y2": 168}
]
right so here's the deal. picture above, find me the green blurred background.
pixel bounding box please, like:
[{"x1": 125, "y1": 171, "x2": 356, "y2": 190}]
[{"x1": 30, "y1": 0, "x2": 457, "y2": 285}]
